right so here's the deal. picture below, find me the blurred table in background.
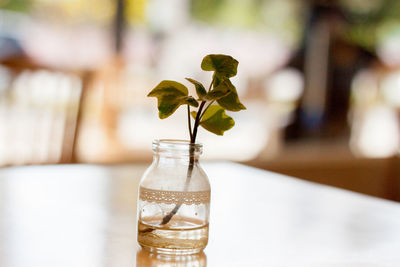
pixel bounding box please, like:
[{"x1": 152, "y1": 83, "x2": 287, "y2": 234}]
[
  {"x1": 249, "y1": 139, "x2": 400, "y2": 202},
  {"x1": 1, "y1": 162, "x2": 400, "y2": 267}
]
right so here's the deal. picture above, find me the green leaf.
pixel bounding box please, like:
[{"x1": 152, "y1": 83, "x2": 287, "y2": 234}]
[
  {"x1": 181, "y1": 96, "x2": 199, "y2": 107},
  {"x1": 198, "y1": 105, "x2": 235, "y2": 135},
  {"x1": 185, "y1": 78, "x2": 207, "y2": 99},
  {"x1": 148, "y1": 80, "x2": 193, "y2": 119},
  {"x1": 205, "y1": 78, "x2": 232, "y2": 100},
  {"x1": 190, "y1": 111, "x2": 197, "y2": 120},
  {"x1": 216, "y1": 79, "x2": 246, "y2": 111},
  {"x1": 148, "y1": 80, "x2": 188, "y2": 97},
  {"x1": 201, "y1": 54, "x2": 238, "y2": 78}
]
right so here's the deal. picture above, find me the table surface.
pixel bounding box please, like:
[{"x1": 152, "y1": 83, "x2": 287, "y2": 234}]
[{"x1": 1, "y1": 162, "x2": 400, "y2": 267}]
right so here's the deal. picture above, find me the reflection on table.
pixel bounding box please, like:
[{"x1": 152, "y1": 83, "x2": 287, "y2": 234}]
[{"x1": 136, "y1": 249, "x2": 206, "y2": 267}]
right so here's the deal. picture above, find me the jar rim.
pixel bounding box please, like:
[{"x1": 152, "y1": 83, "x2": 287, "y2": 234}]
[{"x1": 152, "y1": 139, "x2": 202, "y2": 155}]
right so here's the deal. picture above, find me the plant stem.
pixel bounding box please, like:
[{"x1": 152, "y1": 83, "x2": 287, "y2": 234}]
[
  {"x1": 200, "y1": 100, "x2": 215, "y2": 120},
  {"x1": 187, "y1": 105, "x2": 193, "y2": 140},
  {"x1": 191, "y1": 101, "x2": 206, "y2": 143},
  {"x1": 140, "y1": 80, "x2": 214, "y2": 233},
  {"x1": 160, "y1": 100, "x2": 206, "y2": 226},
  {"x1": 208, "y1": 75, "x2": 214, "y2": 92},
  {"x1": 161, "y1": 155, "x2": 195, "y2": 225}
]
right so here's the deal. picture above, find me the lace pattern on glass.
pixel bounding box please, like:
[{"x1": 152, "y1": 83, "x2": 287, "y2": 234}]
[{"x1": 140, "y1": 187, "x2": 210, "y2": 205}]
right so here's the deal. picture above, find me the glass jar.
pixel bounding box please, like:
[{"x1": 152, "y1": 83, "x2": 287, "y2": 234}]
[{"x1": 137, "y1": 139, "x2": 211, "y2": 255}]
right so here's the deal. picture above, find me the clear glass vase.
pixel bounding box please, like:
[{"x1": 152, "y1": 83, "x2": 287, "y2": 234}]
[{"x1": 137, "y1": 139, "x2": 211, "y2": 255}]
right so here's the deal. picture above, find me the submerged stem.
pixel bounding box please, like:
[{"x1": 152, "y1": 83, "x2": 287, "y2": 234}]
[
  {"x1": 160, "y1": 100, "x2": 206, "y2": 226},
  {"x1": 161, "y1": 155, "x2": 195, "y2": 225}
]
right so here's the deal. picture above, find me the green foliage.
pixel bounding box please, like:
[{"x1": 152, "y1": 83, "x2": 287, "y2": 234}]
[
  {"x1": 148, "y1": 81, "x2": 199, "y2": 119},
  {"x1": 190, "y1": 0, "x2": 265, "y2": 30},
  {"x1": 183, "y1": 96, "x2": 199, "y2": 107},
  {"x1": 185, "y1": 78, "x2": 207, "y2": 99},
  {"x1": 215, "y1": 78, "x2": 246, "y2": 111},
  {"x1": 148, "y1": 54, "x2": 245, "y2": 140},
  {"x1": 191, "y1": 105, "x2": 235, "y2": 135},
  {"x1": 186, "y1": 76, "x2": 232, "y2": 101},
  {"x1": 201, "y1": 54, "x2": 238, "y2": 78},
  {"x1": 1, "y1": 0, "x2": 32, "y2": 13},
  {"x1": 205, "y1": 78, "x2": 232, "y2": 100}
]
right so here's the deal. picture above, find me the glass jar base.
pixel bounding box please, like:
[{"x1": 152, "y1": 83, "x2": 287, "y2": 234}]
[
  {"x1": 137, "y1": 220, "x2": 208, "y2": 255},
  {"x1": 140, "y1": 244, "x2": 204, "y2": 255}
]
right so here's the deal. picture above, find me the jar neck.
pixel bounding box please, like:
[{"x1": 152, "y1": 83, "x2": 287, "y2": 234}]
[
  {"x1": 152, "y1": 139, "x2": 202, "y2": 162},
  {"x1": 153, "y1": 154, "x2": 200, "y2": 164}
]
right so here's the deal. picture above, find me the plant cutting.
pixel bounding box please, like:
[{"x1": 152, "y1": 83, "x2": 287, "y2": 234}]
[{"x1": 137, "y1": 54, "x2": 246, "y2": 255}]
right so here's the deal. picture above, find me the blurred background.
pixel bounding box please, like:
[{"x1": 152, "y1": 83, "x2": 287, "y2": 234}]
[{"x1": 1, "y1": 0, "x2": 400, "y2": 200}]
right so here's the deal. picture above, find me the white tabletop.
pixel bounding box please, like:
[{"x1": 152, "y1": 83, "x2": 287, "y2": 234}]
[{"x1": 0, "y1": 162, "x2": 399, "y2": 267}]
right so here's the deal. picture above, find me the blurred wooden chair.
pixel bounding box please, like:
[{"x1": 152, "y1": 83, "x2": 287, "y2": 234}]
[{"x1": 0, "y1": 59, "x2": 84, "y2": 166}]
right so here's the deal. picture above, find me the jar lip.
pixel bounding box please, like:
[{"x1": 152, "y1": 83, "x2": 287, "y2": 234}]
[{"x1": 152, "y1": 139, "x2": 202, "y2": 155}]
